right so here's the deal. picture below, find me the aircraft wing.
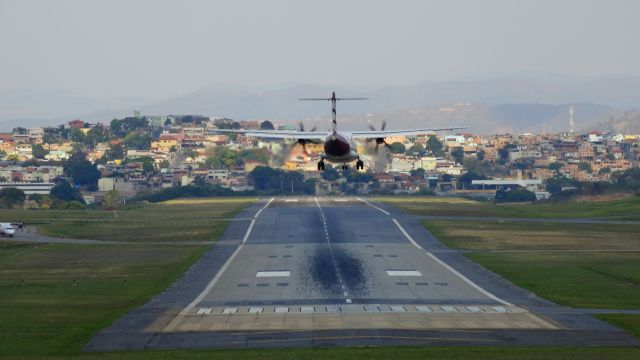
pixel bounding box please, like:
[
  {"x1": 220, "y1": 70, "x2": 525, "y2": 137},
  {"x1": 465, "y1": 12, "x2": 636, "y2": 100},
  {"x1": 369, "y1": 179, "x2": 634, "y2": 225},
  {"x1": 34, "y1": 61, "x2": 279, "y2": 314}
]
[
  {"x1": 350, "y1": 126, "x2": 467, "y2": 139},
  {"x1": 209, "y1": 128, "x2": 329, "y2": 140}
]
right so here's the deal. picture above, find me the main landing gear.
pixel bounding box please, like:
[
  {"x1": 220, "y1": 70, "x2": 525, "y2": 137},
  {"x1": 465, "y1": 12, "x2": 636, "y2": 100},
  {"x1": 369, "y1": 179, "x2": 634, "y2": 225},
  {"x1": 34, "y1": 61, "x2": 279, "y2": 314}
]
[
  {"x1": 317, "y1": 160, "x2": 325, "y2": 171},
  {"x1": 356, "y1": 159, "x2": 364, "y2": 170}
]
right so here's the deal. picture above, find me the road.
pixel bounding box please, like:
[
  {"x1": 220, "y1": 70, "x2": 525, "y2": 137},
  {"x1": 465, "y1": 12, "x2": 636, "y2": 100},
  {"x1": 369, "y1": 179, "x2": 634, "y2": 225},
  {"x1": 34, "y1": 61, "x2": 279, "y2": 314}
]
[{"x1": 85, "y1": 197, "x2": 638, "y2": 350}]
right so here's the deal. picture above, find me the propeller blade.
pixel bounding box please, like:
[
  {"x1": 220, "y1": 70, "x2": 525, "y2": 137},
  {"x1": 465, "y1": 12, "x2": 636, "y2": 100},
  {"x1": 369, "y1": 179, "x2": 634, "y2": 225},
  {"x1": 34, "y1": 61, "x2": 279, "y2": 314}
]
[
  {"x1": 368, "y1": 123, "x2": 376, "y2": 131},
  {"x1": 375, "y1": 143, "x2": 380, "y2": 153},
  {"x1": 381, "y1": 121, "x2": 386, "y2": 131},
  {"x1": 302, "y1": 142, "x2": 308, "y2": 155},
  {"x1": 298, "y1": 122, "x2": 305, "y2": 132},
  {"x1": 310, "y1": 125, "x2": 317, "y2": 132}
]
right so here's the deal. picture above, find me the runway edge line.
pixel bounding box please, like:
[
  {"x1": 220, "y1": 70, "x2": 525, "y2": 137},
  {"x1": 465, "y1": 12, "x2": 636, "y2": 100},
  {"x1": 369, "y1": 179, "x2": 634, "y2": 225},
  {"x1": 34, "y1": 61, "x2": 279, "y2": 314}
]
[{"x1": 178, "y1": 197, "x2": 275, "y2": 316}]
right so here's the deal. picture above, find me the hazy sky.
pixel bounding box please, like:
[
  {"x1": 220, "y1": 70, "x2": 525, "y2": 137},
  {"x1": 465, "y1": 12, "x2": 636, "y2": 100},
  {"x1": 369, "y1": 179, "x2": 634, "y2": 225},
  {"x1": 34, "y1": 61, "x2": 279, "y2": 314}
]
[{"x1": 1, "y1": 0, "x2": 639, "y2": 100}]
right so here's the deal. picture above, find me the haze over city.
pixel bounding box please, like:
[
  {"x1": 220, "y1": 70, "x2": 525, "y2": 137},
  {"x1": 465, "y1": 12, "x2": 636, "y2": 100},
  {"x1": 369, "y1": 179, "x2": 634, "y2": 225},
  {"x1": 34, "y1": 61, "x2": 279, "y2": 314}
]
[{"x1": 2, "y1": 0, "x2": 640, "y2": 129}]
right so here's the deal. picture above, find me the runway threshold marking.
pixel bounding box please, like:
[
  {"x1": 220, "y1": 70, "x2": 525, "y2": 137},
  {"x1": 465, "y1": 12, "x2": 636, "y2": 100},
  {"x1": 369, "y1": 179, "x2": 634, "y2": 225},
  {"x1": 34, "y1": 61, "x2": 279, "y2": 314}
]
[{"x1": 178, "y1": 197, "x2": 275, "y2": 316}]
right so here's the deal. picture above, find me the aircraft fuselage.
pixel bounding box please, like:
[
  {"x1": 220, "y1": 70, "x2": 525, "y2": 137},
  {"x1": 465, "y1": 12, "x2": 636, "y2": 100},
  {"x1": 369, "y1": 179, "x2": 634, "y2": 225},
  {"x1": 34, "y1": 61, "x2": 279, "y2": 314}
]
[{"x1": 322, "y1": 132, "x2": 358, "y2": 163}]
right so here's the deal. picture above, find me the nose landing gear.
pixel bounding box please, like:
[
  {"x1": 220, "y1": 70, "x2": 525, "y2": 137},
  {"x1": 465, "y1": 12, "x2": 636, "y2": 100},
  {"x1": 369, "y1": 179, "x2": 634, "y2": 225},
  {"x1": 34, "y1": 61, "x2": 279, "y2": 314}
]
[{"x1": 356, "y1": 159, "x2": 364, "y2": 170}]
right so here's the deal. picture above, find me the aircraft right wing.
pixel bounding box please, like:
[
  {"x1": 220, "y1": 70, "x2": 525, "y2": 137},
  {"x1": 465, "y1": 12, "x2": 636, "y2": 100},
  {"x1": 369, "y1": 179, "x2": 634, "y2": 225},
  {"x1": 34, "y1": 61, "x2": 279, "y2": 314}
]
[
  {"x1": 350, "y1": 126, "x2": 468, "y2": 139},
  {"x1": 209, "y1": 128, "x2": 329, "y2": 140}
]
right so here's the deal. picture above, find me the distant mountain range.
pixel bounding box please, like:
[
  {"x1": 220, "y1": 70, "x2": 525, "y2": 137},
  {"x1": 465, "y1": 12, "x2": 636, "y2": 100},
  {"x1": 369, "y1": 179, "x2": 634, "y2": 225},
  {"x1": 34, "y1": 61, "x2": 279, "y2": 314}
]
[{"x1": 2, "y1": 76, "x2": 640, "y2": 134}]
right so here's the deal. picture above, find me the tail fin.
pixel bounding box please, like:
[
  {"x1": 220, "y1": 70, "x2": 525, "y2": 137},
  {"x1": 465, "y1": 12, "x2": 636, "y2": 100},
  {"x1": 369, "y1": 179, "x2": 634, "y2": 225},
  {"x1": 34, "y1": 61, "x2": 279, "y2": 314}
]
[{"x1": 299, "y1": 91, "x2": 368, "y2": 133}]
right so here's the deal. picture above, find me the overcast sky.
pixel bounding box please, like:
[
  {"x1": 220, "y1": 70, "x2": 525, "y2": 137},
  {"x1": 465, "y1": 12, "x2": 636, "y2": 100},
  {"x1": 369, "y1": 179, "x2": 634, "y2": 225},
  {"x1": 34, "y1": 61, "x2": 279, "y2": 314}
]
[{"x1": 1, "y1": 0, "x2": 639, "y2": 100}]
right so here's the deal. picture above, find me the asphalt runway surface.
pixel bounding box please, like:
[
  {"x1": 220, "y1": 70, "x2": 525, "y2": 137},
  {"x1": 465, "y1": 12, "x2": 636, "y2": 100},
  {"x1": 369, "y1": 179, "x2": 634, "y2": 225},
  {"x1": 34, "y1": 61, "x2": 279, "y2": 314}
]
[{"x1": 86, "y1": 197, "x2": 639, "y2": 350}]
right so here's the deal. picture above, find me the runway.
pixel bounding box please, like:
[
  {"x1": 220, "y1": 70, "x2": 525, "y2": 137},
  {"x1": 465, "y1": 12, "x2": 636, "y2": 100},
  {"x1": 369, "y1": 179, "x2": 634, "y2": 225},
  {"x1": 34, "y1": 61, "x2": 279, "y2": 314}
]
[{"x1": 85, "y1": 197, "x2": 639, "y2": 350}]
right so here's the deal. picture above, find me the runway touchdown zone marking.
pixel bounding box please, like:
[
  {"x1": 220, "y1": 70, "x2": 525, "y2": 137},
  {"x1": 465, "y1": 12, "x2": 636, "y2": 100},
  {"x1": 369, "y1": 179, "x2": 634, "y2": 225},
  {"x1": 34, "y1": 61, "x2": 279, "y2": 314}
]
[
  {"x1": 386, "y1": 270, "x2": 422, "y2": 276},
  {"x1": 179, "y1": 197, "x2": 275, "y2": 316},
  {"x1": 256, "y1": 271, "x2": 291, "y2": 277}
]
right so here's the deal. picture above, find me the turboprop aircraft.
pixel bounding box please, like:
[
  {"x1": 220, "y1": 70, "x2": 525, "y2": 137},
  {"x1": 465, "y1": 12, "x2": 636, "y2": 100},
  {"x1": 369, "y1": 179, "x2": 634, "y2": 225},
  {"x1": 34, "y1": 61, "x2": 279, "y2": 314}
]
[{"x1": 212, "y1": 92, "x2": 466, "y2": 170}]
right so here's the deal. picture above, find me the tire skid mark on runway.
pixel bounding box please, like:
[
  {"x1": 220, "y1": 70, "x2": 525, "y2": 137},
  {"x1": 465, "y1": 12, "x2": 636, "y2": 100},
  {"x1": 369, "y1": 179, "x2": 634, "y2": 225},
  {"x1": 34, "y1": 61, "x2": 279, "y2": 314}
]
[
  {"x1": 178, "y1": 197, "x2": 275, "y2": 316},
  {"x1": 312, "y1": 197, "x2": 351, "y2": 304}
]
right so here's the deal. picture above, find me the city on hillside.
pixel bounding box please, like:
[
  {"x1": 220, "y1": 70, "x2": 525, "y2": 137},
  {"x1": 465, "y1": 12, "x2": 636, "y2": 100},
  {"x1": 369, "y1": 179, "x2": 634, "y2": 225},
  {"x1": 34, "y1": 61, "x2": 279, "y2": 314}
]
[{"x1": 0, "y1": 111, "x2": 638, "y2": 209}]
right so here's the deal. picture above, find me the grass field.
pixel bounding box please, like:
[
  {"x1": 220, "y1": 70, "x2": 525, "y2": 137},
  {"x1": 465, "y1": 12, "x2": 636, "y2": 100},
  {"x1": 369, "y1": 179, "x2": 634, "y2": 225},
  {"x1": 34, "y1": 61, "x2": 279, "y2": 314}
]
[
  {"x1": 1, "y1": 197, "x2": 639, "y2": 358},
  {"x1": 0, "y1": 241, "x2": 209, "y2": 358},
  {"x1": 0, "y1": 197, "x2": 256, "y2": 242},
  {"x1": 2, "y1": 346, "x2": 639, "y2": 360},
  {"x1": 424, "y1": 220, "x2": 640, "y2": 309},
  {"x1": 376, "y1": 195, "x2": 640, "y2": 220}
]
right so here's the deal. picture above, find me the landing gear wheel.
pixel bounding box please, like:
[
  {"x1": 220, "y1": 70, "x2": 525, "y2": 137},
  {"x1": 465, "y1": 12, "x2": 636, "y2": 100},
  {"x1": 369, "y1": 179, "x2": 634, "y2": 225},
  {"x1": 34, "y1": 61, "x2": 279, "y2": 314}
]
[
  {"x1": 356, "y1": 160, "x2": 364, "y2": 170},
  {"x1": 317, "y1": 161, "x2": 325, "y2": 171},
  {"x1": 342, "y1": 164, "x2": 348, "y2": 170}
]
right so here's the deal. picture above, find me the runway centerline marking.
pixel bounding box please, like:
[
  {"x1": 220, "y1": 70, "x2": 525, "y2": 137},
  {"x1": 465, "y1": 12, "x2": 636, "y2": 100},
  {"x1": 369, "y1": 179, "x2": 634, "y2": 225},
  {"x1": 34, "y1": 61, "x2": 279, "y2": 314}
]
[
  {"x1": 178, "y1": 197, "x2": 275, "y2": 316},
  {"x1": 314, "y1": 196, "x2": 351, "y2": 303}
]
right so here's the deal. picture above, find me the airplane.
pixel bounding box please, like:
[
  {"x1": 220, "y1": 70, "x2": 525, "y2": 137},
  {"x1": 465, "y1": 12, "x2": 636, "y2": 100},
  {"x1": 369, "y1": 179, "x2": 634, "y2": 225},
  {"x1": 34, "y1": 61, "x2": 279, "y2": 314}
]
[{"x1": 211, "y1": 92, "x2": 466, "y2": 170}]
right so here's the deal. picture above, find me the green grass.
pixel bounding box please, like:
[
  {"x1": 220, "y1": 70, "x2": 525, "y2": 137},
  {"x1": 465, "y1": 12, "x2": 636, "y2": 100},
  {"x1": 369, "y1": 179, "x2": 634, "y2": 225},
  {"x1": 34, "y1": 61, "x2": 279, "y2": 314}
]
[
  {"x1": 466, "y1": 251, "x2": 640, "y2": 309},
  {"x1": 1, "y1": 197, "x2": 256, "y2": 242},
  {"x1": 424, "y1": 220, "x2": 640, "y2": 309},
  {"x1": 423, "y1": 220, "x2": 640, "y2": 251},
  {"x1": 376, "y1": 195, "x2": 640, "y2": 220},
  {"x1": 596, "y1": 314, "x2": 640, "y2": 339},
  {"x1": 2, "y1": 346, "x2": 639, "y2": 360},
  {"x1": 0, "y1": 242, "x2": 208, "y2": 358}
]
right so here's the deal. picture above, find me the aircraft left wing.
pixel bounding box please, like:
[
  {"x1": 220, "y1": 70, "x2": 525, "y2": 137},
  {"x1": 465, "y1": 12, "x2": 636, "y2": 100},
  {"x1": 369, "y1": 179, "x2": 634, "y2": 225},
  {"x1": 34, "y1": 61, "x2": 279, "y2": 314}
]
[
  {"x1": 209, "y1": 128, "x2": 329, "y2": 140},
  {"x1": 350, "y1": 126, "x2": 467, "y2": 139}
]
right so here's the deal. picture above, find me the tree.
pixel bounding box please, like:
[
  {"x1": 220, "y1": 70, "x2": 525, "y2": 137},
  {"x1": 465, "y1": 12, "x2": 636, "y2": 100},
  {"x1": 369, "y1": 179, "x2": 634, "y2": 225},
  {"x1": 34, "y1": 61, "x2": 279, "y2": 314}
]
[
  {"x1": 86, "y1": 125, "x2": 108, "y2": 147},
  {"x1": 260, "y1": 120, "x2": 275, "y2": 130},
  {"x1": 249, "y1": 166, "x2": 310, "y2": 194},
  {"x1": 450, "y1": 147, "x2": 464, "y2": 164},
  {"x1": 0, "y1": 187, "x2": 26, "y2": 208},
  {"x1": 320, "y1": 165, "x2": 340, "y2": 181},
  {"x1": 50, "y1": 182, "x2": 85, "y2": 203},
  {"x1": 63, "y1": 152, "x2": 101, "y2": 189},
  {"x1": 494, "y1": 187, "x2": 537, "y2": 203},
  {"x1": 69, "y1": 128, "x2": 87, "y2": 143},
  {"x1": 458, "y1": 171, "x2": 487, "y2": 188},
  {"x1": 405, "y1": 143, "x2": 424, "y2": 156},
  {"x1": 101, "y1": 190, "x2": 121, "y2": 210},
  {"x1": 548, "y1": 162, "x2": 564, "y2": 173},
  {"x1": 426, "y1": 135, "x2": 444, "y2": 156},
  {"x1": 31, "y1": 144, "x2": 48, "y2": 159},
  {"x1": 498, "y1": 143, "x2": 518, "y2": 162},
  {"x1": 139, "y1": 157, "x2": 155, "y2": 174},
  {"x1": 410, "y1": 168, "x2": 426, "y2": 178},
  {"x1": 110, "y1": 117, "x2": 148, "y2": 138},
  {"x1": 104, "y1": 143, "x2": 125, "y2": 161},
  {"x1": 388, "y1": 142, "x2": 406, "y2": 154},
  {"x1": 123, "y1": 132, "x2": 151, "y2": 150},
  {"x1": 42, "y1": 133, "x2": 59, "y2": 144},
  {"x1": 578, "y1": 162, "x2": 592, "y2": 173}
]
